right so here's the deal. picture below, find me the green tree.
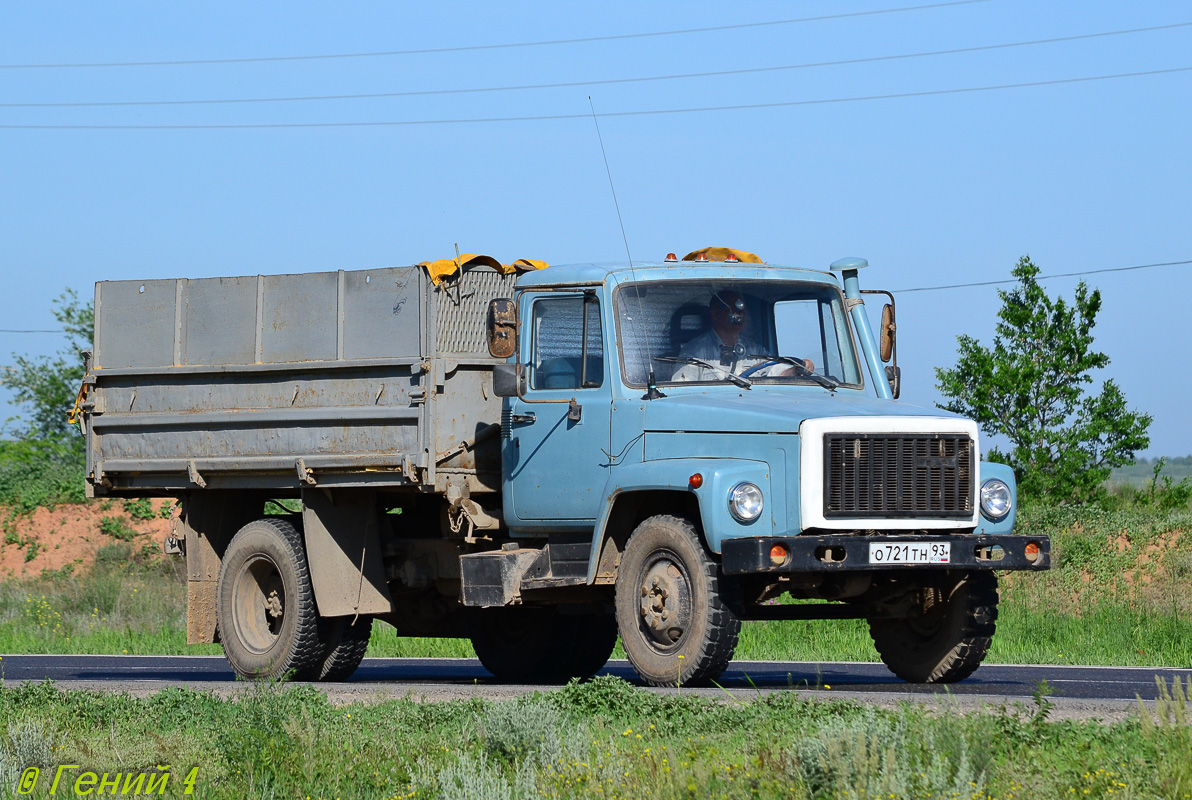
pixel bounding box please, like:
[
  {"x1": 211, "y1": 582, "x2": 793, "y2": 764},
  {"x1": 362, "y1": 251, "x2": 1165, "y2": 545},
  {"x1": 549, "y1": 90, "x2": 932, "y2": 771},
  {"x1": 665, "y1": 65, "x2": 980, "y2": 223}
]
[
  {"x1": 935, "y1": 256, "x2": 1151, "y2": 502},
  {"x1": 2, "y1": 288, "x2": 93, "y2": 442}
]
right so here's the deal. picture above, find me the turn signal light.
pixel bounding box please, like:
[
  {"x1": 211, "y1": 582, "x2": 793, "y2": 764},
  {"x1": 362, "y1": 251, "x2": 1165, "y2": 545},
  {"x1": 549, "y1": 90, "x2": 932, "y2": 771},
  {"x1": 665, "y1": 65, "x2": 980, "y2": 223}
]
[
  {"x1": 665, "y1": 252, "x2": 678, "y2": 262},
  {"x1": 769, "y1": 544, "x2": 788, "y2": 566},
  {"x1": 1024, "y1": 541, "x2": 1041, "y2": 562},
  {"x1": 688, "y1": 473, "x2": 703, "y2": 489}
]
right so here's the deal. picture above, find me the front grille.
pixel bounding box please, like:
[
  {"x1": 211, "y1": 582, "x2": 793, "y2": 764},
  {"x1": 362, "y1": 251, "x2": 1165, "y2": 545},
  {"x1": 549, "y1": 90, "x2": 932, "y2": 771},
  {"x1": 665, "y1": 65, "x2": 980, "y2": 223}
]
[{"x1": 824, "y1": 434, "x2": 974, "y2": 518}]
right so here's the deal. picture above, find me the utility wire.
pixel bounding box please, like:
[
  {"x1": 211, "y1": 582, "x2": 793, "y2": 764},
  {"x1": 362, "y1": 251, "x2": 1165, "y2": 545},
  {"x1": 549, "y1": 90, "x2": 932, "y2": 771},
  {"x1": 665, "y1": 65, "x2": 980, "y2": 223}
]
[
  {"x1": 0, "y1": 1, "x2": 990, "y2": 70},
  {"x1": 893, "y1": 259, "x2": 1192, "y2": 293},
  {"x1": 5, "y1": 21, "x2": 1186, "y2": 109},
  {"x1": 3, "y1": 258, "x2": 1189, "y2": 335},
  {"x1": 2, "y1": 65, "x2": 1188, "y2": 130}
]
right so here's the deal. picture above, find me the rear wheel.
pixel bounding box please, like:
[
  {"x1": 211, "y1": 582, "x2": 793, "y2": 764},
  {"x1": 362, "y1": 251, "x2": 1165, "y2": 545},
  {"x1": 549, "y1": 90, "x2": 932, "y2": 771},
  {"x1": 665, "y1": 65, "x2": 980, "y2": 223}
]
[
  {"x1": 303, "y1": 616, "x2": 373, "y2": 682},
  {"x1": 868, "y1": 571, "x2": 998, "y2": 683},
  {"x1": 614, "y1": 515, "x2": 740, "y2": 687},
  {"x1": 469, "y1": 606, "x2": 617, "y2": 683},
  {"x1": 216, "y1": 518, "x2": 323, "y2": 680}
]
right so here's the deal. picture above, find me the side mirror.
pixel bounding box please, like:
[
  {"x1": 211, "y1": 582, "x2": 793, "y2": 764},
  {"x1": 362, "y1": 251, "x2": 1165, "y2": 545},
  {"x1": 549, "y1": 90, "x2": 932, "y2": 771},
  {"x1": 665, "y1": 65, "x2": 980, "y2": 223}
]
[
  {"x1": 492, "y1": 363, "x2": 523, "y2": 398},
  {"x1": 885, "y1": 365, "x2": 901, "y2": 400},
  {"x1": 487, "y1": 298, "x2": 518, "y2": 359},
  {"x1": 879, "y1": 303, "x2": 896, "y2": 364}
]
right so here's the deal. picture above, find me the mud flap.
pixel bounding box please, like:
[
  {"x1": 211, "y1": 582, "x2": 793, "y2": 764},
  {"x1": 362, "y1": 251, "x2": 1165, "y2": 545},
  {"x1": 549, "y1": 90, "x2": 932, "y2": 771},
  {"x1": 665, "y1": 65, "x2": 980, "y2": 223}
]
[{"x1": 302, "y1": 489, "x2": 393, "y2": 618}]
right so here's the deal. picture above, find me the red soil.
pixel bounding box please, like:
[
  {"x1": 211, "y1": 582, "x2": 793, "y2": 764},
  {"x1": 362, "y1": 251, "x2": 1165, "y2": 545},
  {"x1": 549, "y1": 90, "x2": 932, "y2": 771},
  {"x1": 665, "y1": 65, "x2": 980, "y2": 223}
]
[{"x1": 0, "y1": 500, "x2": 175, "y2": 578}]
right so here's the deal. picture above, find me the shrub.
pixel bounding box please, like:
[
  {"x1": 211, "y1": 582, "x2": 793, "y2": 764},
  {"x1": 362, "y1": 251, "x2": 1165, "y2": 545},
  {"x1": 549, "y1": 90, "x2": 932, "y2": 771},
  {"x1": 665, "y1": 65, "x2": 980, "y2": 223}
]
[
  {"x1": 0, "y1": 439, "x2": 86, "y2": 511},
  {"x1": 0, "y1": 720, "x2": 57, "y2": 791},
  {"x1": 414, "y1": 750, "x2": 536, "y2": 800},
  {"x1": 478, "y1": 697, "x2": 581, "y2": 766},
  {"x1": 98, "y1": 515, "x2": 136, "y2": 541},
  {"x1": 123, "y1": 498, "x2": 156, "y2": 521},
  {"x1": 790, "y1": 708, "x2": 985, "y2": 799},
  {"x1": 95, "y1": 542, "x2": 133, "y2": 565},
  {"x1": 1140, "y1": 677, "x2": 1192, "y2": 799}
]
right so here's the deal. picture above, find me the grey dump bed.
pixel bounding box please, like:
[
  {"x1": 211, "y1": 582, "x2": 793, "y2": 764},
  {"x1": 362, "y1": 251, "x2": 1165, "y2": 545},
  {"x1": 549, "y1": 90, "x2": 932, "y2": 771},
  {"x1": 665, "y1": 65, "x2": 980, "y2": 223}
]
[{"x1": 84, "y1": 266, "x2": 515, "y2": 495}]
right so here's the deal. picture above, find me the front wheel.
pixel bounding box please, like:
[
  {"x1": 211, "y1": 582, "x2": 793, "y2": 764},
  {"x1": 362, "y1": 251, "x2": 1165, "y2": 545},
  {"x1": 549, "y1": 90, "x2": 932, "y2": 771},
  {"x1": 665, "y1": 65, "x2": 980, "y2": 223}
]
[
  {"x1": 614, "y1": 515, "x2": 740, "y2": 687},
  {"x1": 216, "y1": 518, "x2": 323, "y2": 680},
  {"x1": 868, "y1": 571, "x2": 998, "y2": 683}
]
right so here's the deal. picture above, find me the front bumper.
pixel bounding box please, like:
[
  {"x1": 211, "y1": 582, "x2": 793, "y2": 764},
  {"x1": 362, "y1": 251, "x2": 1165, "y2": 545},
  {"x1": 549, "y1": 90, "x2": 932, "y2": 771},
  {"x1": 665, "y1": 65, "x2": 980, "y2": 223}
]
[{"x1": 721, "y1": 533, "x2": 1049, "y2": 575}]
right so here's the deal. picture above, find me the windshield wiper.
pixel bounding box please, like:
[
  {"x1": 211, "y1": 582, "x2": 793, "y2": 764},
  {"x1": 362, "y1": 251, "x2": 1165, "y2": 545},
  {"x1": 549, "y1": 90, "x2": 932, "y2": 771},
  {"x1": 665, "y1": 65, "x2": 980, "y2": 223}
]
[
  {"x1": 653, "y1": 356, "x2": 752, "y2": 389},
  {"x1": 747, "y1": 354, "x2": 839, "y2": 392}
]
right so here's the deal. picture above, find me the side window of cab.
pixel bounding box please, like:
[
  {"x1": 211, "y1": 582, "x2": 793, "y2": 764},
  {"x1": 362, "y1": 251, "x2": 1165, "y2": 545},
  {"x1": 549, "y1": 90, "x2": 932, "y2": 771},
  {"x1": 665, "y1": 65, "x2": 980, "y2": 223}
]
[{"x1": 529, "y1": 295, "x2": 604, "y2": 390}]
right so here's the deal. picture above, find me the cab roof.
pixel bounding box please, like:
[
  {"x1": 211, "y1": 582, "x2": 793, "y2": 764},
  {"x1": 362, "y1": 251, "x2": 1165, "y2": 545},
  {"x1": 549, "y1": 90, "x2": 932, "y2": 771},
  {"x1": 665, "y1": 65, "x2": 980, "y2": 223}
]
[{"x1": 513, "y1": 261, "x2": 842, "y2": 289}]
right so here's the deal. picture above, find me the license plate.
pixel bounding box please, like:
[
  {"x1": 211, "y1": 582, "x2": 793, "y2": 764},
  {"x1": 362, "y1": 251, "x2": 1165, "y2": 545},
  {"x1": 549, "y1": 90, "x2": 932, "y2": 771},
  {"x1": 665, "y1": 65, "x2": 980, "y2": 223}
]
[{"x1": 868, "y1": 541, "x2": 951, "y2": 565}]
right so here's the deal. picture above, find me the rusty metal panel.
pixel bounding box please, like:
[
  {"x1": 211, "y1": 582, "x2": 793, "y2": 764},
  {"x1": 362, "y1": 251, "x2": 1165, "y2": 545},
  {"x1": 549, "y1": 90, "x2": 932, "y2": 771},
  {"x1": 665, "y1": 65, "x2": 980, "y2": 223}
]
[
  {"x1": 342, "y1": 267, "x2": 422, "y2": 359},
  {"x1": 94, "y1": 279, "x2": 178, "y2": 369},
  {"x1": 262, "y1": 272, "x2": 338, "y2": 363},
  {"x1": 85, "y1": 265, "x2": 508, "y2": 493},
  {"x1": 184, "y1": 276, "x2": 258, "y2": 366},
  {"x1": 431, "y1": 365, "x2": 503, "y2": 489}
]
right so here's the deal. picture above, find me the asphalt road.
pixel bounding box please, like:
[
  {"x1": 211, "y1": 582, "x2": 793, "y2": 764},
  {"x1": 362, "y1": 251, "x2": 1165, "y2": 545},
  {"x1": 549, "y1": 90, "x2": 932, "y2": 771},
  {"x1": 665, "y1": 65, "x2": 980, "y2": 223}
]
[{"x1": 3, "y1": 655, "x2": 1189, "y2": 719}]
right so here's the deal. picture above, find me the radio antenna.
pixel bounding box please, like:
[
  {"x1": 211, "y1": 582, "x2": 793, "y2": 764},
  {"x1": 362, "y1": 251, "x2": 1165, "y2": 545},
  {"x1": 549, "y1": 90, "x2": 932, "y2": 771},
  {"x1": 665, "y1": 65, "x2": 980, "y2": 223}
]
[{"x1": 589, "y1": 96, "x2": 664, "y2": 400}]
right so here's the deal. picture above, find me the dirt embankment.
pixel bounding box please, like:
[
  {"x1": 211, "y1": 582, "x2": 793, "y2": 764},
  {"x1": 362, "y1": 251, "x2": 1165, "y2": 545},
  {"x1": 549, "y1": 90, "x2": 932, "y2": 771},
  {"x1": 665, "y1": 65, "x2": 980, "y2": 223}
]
[{"x1": 0, "y1": 500, "x2": 175, "y2": 578}]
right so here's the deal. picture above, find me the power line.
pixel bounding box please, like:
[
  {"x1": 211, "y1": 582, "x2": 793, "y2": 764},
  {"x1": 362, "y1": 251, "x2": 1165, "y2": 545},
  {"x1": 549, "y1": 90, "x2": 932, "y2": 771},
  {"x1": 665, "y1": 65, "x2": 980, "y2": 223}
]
[
  {"x1": 894, "y1": 259, "x2": 1192, "y2": 293},
  {"x1": 1, "y1": 65, "x2": 1188, "y2": 130},
  {"x1": 0, "y1": 1, "x2": 991, "y2": 70},
  {"x1": 0, "y1": 329, "x2": 63, "y2": 334},
  {"x1": 5, "y1": 21, "x2": 1187, "y2": 109}
]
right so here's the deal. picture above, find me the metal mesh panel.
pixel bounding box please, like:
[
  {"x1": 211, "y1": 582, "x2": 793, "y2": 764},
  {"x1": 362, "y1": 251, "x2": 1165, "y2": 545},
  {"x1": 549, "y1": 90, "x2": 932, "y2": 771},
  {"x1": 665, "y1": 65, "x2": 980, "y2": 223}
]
[
  {"x1": 824, "y1": 434, "x2": 974, "y2": 518},
  {"x1": 436, "y1": 269, "x2": 517, "y2": 354}
]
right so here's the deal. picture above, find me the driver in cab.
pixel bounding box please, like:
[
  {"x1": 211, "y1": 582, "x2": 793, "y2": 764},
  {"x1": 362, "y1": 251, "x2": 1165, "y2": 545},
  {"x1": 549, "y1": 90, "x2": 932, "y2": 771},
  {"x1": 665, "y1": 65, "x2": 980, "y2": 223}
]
[{"x1": 673, "y1": 291, "x2": 815, "y2": 382}]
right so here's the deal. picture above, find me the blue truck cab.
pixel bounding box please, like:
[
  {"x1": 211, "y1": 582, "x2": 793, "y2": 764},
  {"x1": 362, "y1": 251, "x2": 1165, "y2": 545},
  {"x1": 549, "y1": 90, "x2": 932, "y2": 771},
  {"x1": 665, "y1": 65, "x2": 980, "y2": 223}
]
[{"x1": 486, "y1": 249, "x2": 1048, "y2": 685}]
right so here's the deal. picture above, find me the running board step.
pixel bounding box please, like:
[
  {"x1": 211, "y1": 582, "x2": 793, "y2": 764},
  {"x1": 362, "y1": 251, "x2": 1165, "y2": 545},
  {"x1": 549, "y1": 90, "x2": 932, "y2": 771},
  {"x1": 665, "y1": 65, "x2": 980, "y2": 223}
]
[{"x1": 459, "y1": 538, "x2": 592, "y2": 607}]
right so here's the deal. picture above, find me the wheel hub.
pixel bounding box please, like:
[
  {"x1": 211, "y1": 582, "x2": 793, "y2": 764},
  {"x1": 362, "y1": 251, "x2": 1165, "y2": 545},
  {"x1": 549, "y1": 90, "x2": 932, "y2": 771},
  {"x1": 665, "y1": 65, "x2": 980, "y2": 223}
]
[
  {"x1": 232, "y1": 555, "x2": 287, "y2": 654},
  {"x1": 639, "y1": 560, "x2": 690, "y2": 647},
  {"x1": 264, "y1": 590, "x2": 284, "y2": 620}
]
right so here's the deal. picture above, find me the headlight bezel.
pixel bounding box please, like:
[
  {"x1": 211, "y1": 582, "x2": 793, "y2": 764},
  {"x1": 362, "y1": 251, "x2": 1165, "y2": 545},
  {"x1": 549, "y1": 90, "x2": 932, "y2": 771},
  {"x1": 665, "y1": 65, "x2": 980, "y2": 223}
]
[
  {"x1": 728, "y1": 481, "x2": 764, "y2": 523},
  {"x1": 980, "y1": 478, "x2": 1013, "y2": 521}
]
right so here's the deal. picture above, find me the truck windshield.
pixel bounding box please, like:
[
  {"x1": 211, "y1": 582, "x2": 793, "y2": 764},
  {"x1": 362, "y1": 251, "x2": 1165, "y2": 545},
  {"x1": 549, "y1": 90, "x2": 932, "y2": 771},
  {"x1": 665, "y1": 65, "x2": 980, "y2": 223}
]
[{"x1": 615, "y1": 280, "x2": 864, "y2": 388}]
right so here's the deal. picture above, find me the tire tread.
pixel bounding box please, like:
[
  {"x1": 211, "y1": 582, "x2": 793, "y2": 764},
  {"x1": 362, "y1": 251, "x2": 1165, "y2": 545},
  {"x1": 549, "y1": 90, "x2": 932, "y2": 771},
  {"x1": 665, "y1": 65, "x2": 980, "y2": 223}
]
[
  {"x1": 616, "y1": 515, "x2": 741, "y2": 687},
  {"x1": 869, "y1": 571, "x2": 998, "y2": 684},
  {"x1": 216, "y1": 517, "x2": 324, "y2": 680}
]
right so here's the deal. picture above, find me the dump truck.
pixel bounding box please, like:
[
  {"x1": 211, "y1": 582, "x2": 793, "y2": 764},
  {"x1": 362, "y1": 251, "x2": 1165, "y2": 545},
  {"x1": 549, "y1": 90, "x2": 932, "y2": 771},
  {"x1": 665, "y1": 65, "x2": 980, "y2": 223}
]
[{"x1": 78, "y1": 247, "x2": 1049, "y2": 686}]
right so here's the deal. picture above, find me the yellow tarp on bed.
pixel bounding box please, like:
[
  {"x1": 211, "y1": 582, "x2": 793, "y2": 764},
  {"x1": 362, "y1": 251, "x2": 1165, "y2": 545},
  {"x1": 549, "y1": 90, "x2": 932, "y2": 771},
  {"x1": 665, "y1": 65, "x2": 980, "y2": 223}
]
[{"x1": 419, "y1": 254, "x2": 549, "y2": 285}]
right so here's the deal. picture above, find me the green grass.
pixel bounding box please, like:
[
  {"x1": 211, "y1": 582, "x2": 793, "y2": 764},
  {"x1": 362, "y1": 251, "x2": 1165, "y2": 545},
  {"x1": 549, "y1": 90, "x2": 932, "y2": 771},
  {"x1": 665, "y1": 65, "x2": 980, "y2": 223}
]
[
  {"x1": 1, "y1": 505, "x2": 1189, "y2": 668},
  {"x1": 0, "y1": 675, "x2": 1190, "y2": 799},
  {"x1": 1112, "y1": 456, "x2": 1192, "y2": 487},
  {"x1": 0, "y1": 440, "x2": 85, "y2": 512}
]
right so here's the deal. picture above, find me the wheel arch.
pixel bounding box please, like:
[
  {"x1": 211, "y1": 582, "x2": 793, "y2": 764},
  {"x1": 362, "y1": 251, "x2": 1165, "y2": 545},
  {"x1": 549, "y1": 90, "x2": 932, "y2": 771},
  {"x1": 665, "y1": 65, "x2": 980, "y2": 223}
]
[
  {"x1": 586, "y1": 458, "x2": 773, "y2": 584},
  {"x1": 588, "y1": 488, "x2": 703, "y2": 584}
]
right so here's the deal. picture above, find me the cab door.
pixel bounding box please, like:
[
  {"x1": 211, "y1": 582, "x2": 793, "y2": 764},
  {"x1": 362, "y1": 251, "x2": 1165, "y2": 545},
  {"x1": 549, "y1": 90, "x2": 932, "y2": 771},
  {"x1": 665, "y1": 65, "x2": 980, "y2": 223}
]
[{"x1": 505, "y1": 291, "x2": 611, "y2": 525}]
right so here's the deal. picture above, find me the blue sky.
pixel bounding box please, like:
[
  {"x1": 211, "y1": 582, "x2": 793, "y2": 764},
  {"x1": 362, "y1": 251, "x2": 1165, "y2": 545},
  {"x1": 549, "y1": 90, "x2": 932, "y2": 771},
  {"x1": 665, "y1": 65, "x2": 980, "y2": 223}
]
[{"x1": 2, "y1": 1, "x2": 1189, "y2": 455}]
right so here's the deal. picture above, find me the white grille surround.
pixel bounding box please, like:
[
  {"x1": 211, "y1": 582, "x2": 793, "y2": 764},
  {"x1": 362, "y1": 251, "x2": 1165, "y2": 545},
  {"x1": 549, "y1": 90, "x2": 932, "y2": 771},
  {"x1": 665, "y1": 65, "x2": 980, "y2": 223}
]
[{"x1": 799, "y1": 416, "x2": 981, "y2": 531}]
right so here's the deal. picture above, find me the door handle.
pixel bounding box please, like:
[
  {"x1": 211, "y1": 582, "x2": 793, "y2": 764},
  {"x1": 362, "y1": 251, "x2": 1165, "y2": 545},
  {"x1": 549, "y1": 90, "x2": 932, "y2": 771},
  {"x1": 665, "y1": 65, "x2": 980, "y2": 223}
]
[{"x1": 511, "y1": 413, "x2": 536, "y2": 425}]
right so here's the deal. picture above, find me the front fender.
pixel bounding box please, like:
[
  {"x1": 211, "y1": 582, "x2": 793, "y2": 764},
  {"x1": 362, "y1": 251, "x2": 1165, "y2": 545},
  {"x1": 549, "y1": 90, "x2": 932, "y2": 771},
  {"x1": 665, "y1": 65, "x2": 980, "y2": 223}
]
[
  {"x1": 975, "y1": 460, "x2": 1017, "y2": 534},
  {"x1": 586, "y1": 458, "x2": 773, "y2": 582}
]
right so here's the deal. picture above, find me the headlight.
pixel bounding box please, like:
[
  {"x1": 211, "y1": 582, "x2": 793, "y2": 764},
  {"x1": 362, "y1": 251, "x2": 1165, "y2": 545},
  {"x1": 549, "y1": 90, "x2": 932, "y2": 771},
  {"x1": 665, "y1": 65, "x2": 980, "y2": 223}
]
[
  {"x1": 980, "y1": 478, "x2": 1012, "y2": 521},
  {"x1": 728, "y1": 482, "x2": 764, "y2": 522}
]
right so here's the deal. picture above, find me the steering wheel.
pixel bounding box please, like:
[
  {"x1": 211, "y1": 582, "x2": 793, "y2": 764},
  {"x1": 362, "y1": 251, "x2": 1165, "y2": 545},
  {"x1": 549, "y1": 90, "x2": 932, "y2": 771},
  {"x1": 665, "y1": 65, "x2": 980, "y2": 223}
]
[{"x1": 740, "y1": 360, "x2": 782, "y2": 378}]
